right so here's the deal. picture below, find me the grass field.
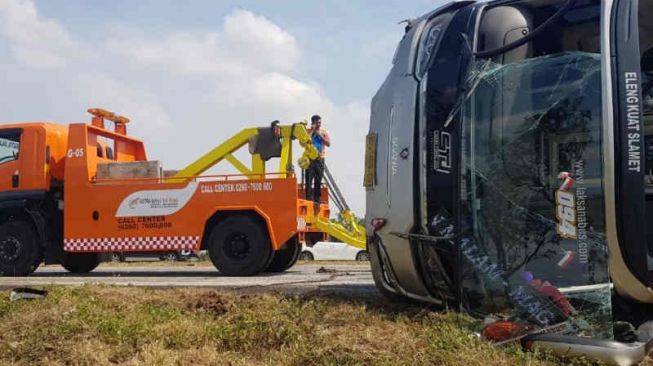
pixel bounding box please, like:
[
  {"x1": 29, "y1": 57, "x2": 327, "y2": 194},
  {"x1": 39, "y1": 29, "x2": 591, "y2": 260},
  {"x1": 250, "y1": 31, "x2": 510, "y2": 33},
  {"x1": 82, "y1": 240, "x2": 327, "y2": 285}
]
[{"x1": 0, "y1": 285, "x2": 599, "y2": 366}]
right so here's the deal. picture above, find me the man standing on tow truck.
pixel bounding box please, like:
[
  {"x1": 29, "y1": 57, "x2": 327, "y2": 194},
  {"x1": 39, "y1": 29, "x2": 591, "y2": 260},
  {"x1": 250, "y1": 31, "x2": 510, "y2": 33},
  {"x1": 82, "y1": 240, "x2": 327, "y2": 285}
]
[{"x1": 305, "y1": 115, "x2": 330, "y2": 213}]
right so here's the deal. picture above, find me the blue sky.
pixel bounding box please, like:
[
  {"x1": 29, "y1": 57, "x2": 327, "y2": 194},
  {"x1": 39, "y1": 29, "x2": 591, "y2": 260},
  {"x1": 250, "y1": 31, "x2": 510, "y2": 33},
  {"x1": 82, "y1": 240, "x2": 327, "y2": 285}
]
[
  {"x1": 0, "y1": 0, "x2": 447, "y2": 214},
  {"x1": 34, "y1": 0, "x2": 443, "y2": 103}
]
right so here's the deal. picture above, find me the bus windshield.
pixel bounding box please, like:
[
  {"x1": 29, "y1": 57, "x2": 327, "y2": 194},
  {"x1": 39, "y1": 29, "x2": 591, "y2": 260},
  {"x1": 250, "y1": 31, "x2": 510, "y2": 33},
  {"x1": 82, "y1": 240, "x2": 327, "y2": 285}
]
[{"x1": 457, "y1": 52, "x2": 612, "y2": 337}]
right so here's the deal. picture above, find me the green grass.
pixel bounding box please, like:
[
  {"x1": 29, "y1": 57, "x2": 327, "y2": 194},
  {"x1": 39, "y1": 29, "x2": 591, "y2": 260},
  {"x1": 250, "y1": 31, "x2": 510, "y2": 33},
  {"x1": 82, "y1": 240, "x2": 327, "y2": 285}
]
[{"x1": 0, "y1": 286, "x2": 601, "y2": 365}]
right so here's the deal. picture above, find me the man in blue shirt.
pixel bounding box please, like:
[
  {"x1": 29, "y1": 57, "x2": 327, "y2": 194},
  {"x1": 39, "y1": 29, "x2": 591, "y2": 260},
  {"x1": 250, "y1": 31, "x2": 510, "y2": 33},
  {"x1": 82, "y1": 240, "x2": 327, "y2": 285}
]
[{"x1": 305, "y1": 115, "x2": 331, "y2": 212}]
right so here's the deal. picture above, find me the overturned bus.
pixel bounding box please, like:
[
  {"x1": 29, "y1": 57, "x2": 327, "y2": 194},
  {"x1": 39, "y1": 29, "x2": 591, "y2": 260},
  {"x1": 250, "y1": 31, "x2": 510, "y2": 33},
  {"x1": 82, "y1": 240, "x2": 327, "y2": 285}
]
[{"x1": 366, "y1": 0, "x2": 653, "y2": 343}]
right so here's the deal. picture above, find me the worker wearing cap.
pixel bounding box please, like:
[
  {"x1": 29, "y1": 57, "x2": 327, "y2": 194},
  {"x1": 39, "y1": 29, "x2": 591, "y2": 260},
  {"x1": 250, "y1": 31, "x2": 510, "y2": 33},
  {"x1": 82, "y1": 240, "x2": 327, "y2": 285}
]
[{"x1": 305, "y1": 115, "x2": 330, "y2": 209}]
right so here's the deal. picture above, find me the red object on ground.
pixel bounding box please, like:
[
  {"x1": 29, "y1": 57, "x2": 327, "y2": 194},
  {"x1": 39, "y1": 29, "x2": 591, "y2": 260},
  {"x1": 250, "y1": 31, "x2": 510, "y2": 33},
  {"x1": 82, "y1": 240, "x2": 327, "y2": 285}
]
[{"x1": 482, "y1": 321, "x2": 526, "y2": 342}]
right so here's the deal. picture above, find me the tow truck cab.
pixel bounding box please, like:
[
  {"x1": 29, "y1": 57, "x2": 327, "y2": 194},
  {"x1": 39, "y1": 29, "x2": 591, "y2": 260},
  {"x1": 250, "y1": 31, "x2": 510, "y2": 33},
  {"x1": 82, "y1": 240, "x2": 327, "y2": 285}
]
[
  {"x1": 0, "y1": 123, "x2": 68, "y2": 193},
  {"x1": 367, "y1": 0, "x2": 653, "y2": 336}
]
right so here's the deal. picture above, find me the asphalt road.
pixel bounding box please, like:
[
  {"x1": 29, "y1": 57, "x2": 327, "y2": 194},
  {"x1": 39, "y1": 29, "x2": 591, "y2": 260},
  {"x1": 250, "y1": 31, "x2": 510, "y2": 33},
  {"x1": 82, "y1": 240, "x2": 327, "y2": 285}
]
[{"x1": 0, "y1": 263, "x2": 378, "y2": 297}]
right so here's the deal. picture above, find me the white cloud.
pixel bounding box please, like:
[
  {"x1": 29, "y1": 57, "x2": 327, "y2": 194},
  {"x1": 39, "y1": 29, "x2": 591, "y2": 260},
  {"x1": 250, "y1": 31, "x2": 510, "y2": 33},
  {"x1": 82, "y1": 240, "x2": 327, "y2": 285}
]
[
  {"x1": 107, "y1": 9, "x2": 299, "y2": 79},
  {"x1": 222, "y1": 9, "x2": 299, "y2": 72},
  {"x1": 73, "y1": 74, "x2": 174, "y2": 159},
  {"x1": 215, "y1": 72, "x2": 332, "y2": 118},
  {"x1": 0, "y1": 0, "x2": 76, "y2": 68}
]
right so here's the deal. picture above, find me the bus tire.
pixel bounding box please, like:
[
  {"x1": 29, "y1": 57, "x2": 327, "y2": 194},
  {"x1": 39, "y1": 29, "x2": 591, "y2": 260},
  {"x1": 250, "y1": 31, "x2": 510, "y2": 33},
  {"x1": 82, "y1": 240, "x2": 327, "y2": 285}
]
[
  {"x1": 265, "y1": 236, "x2": 301, "y2": 272},
  {"x1": 208, "y1": 215, "x2": 272, "y2": 276},
  {"x1": 0, "y1": 220, "x2": 41, "y2": 276},
  {"x1": 61, "y1": 252, "x2": 100, "y2": 274}
]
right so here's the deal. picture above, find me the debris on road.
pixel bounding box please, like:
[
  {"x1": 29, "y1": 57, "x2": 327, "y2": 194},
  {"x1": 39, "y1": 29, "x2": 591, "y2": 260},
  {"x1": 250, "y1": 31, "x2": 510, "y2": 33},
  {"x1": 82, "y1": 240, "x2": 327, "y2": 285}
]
[
  {"x1": 9, "y1": 288, "x2": 47, "y2": 301},
  {"x1": 316, "y1": 267, "x2": 337, "y2": 274}
]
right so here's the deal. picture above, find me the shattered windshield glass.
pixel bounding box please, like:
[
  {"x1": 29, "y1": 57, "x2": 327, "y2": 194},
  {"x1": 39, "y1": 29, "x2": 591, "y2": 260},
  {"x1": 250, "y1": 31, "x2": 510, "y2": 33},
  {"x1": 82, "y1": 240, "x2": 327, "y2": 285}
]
[{"x1": 452, "y1": 52, "x2": 612, "y2": 339}]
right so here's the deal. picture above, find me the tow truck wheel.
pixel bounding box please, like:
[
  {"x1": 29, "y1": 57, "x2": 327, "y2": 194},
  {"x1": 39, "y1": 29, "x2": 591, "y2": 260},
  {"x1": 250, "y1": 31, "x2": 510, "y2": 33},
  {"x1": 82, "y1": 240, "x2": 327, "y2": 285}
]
[
  {"x1": 0, "y1": 220, "x2": 41, "y2": 276},
  {"x1": 61, "y1": 252, "x2": 100, "y2": 274},
  {"x1": 208, "y1": 215, "x2": 273, "y2": 276},
  {"x1": 265, "y1": 236, "x2": 301, "y2": 272}
]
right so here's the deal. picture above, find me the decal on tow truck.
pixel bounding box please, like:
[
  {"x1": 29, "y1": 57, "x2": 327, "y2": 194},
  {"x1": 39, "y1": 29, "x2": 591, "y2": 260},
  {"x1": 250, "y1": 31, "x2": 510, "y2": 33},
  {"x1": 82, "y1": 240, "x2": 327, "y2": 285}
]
[
  {"x1": 117, "y1": 216, "x2": 173, "y2": 231},
  {"x1": 64, "y1": 236, "x2": 198, "y2": 252},
  {"x1": 200, "y1": 181, "x2": 273, "y2": 194},
  {"x1": 116, "y1": 182, "x2": 198, "y2": 217}
]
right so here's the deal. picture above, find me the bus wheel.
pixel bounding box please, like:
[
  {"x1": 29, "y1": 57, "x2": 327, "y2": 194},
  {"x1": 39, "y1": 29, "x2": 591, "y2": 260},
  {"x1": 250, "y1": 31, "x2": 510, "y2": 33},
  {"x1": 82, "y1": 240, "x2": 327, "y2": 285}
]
[
  {"x1": 0, "y1": 220, "x2": 41, "y2": 276},
  {"x1": 62, "y1": 252, "x2": 100, "y2": 274},
  {"x1": 208, "y1": 215, "x2": 272, "y2": 276},
  {"x1": 265, "y1": 236, "x2": 301, "y2": 273}
]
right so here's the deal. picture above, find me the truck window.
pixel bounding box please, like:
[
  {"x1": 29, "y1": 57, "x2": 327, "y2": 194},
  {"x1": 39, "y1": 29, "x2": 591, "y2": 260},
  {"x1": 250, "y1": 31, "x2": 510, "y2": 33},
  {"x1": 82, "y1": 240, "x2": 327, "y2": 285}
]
[{"x1": 0, "y1": 132, "x2": 20, "y2": 164}]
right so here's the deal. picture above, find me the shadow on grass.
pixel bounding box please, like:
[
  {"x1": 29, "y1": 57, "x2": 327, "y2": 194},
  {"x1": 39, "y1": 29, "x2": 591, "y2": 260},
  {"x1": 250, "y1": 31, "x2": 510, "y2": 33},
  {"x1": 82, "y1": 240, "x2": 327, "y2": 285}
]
[{"x1": 289, "y1": 287, "x2": 452, "y2": 322}]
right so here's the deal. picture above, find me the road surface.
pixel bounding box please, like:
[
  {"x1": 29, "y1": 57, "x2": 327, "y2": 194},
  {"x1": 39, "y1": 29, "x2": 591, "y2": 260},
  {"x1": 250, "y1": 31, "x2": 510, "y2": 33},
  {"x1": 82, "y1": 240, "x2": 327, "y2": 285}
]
[{"x1": 0, "y1": 263, "x2": 377, "y2": 296}]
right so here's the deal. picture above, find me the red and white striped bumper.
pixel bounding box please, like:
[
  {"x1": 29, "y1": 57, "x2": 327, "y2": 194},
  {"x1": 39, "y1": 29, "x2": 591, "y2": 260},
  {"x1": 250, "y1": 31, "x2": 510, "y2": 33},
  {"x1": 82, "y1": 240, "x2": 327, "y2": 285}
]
[{"x1": 63, "y1": 236, "x2": 200, "y2": 252}]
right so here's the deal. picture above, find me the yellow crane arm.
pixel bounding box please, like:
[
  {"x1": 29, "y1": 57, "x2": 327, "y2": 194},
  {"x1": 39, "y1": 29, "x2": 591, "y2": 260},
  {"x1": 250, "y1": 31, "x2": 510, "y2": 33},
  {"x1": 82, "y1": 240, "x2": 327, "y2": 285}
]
[
  {"x1": 312, "y1": 216, "x2": 366, "y2": 249},
  {"x1": 171, "y1": 122, "x2": 320, "y2": 180},
  {"x1": 288, "y1": 123, "x2": 319, "y2": 169},
  {"x1": 172, "y1": 128, "x2": 260, "y2": 178}
]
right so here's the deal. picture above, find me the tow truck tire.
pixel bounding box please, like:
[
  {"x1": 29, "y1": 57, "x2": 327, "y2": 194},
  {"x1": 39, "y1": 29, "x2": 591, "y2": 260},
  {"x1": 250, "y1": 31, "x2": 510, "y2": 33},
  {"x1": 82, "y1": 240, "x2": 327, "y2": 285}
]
[
  {"x1": 208, "y1": 215, "x2": 273, "y2": 276},
  {"x1": 265, "y1": 236, "x2": 301, "y2": 272},
  {"x1": 0, "y1": 220, "x2": 41, "y2": 276},
  {"x1": 61, "y1": 252, "x2": 100, "y2": 274}
]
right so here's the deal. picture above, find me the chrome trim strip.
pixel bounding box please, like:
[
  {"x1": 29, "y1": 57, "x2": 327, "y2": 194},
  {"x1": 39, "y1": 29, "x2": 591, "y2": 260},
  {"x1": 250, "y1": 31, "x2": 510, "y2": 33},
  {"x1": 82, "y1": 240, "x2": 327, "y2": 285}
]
[{"x1": 387, "y1": 106, "x2": 394, "y2": 208}]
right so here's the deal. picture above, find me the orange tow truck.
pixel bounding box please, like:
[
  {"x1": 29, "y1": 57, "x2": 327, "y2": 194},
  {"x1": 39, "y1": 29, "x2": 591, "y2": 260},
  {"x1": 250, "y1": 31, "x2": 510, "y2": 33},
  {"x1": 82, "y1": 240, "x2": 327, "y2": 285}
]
[{"x1": 0, "y1": 108, "x2": 365, "y2": 276}]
